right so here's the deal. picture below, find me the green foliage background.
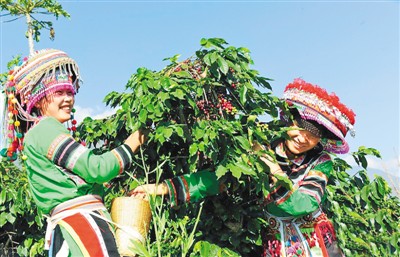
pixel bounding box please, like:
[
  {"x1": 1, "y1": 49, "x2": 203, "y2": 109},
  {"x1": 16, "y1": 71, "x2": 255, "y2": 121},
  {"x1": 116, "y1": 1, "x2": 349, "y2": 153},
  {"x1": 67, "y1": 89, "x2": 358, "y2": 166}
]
[{"x1": 0, "y1": 38, "x2": 399, "y2": 257}]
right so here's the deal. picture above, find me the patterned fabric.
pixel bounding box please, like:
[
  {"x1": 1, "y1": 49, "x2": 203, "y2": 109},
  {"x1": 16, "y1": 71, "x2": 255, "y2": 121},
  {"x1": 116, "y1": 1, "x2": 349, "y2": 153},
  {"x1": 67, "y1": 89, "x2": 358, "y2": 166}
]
[
  {"x1": 263, "y1": 212, "x2": 343, "y2": 257},
  {"x1": 294, "y1": 117, "x2": 326, "y2": 138},
  {"x1": 282, "y1": 78, "x2": 356, "y2": 154},
  {"x1": 47, "y1": 134, "x2": 132, "y2": 175},
  {"x1": 23, "y1": 116, "x2": 134, "y2": 214},
  {"x1": 11, "y1": 49, "x2": 80, "y2": 112},
  {"x1": 47, "y1": 195, "x2": 119, "y2": 257}
]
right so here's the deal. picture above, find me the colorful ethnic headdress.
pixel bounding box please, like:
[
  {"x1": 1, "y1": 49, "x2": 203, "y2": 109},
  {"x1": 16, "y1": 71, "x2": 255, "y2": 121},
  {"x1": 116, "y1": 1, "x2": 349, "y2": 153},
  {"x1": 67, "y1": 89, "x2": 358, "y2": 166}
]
[
  {"x1": 1, "y1": 49, "x2": 80, "y2": 161},
  {"x1": 282, "y1": 78, "x2": 356, "y2": 154}
]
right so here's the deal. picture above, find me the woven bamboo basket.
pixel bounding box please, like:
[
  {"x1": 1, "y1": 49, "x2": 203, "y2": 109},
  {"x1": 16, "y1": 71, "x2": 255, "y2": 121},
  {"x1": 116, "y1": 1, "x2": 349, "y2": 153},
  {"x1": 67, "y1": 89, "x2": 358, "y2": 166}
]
[{"x1": 111, "y1": 197, "x2": 152, "y2": 256}]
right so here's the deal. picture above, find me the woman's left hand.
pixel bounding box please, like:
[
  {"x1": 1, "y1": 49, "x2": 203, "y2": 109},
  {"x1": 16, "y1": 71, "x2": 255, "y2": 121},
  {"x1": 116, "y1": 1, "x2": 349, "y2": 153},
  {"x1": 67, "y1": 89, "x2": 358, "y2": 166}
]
[
  {"x1": 128, "y1": 183, "x2": 169, "y2": 199},
  {"x1": 252, "y1": 141, "x2": 283, "y2": 175}
]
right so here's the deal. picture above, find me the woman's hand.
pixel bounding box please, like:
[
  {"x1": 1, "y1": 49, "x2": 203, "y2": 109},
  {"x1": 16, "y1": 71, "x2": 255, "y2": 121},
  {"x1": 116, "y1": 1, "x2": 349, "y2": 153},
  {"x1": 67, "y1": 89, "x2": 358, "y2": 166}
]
[
  {"x1": 252, "y1": 142, "x2": 282, "y2": 173},
  {"x1": 252, "y1": 141, "x2": 285, "y2": 184},
  {"x1": 128, "y1": 183, "x2": 169, "y2": 199},
  {"x1": 124, "y1": 129, "x2": 149, "y2": 153}
]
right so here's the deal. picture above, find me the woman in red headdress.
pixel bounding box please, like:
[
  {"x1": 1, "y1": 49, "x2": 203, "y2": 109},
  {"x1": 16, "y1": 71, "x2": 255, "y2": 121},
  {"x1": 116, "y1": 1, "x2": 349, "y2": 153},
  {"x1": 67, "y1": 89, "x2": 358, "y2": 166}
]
[{"x1": 130, "y1": 78, "x2": 355, "y2": 257}]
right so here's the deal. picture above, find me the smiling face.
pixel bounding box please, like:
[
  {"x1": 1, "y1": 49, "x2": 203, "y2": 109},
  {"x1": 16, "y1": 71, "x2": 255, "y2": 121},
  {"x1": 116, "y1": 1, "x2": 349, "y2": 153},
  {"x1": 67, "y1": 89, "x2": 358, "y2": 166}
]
[
  {"x1": 284, "y1": 125, "x2": 321, "y2": 155},
  {"x1": 36, "y1": 89, "x2": 75, "y2": 123}
]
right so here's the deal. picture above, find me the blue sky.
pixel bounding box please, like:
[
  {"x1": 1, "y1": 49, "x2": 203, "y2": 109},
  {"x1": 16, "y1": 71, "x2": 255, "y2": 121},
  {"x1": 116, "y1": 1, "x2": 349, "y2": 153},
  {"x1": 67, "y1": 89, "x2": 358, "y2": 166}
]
[{"x1": 1, "y1": 1, "x2": 399, "y2": 188}]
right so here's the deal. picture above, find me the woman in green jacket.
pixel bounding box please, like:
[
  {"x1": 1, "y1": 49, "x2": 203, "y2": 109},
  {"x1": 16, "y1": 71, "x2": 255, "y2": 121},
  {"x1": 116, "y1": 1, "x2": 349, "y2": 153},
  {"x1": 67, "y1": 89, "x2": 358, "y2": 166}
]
[{"x1": 2, "y1": 49, "x2": 146, "y2": 256}]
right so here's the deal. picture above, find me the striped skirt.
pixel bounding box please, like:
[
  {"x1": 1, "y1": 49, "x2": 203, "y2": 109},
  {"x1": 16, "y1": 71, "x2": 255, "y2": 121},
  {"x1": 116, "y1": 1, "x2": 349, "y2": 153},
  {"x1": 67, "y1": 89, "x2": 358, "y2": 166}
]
[{"x1": 46, "y1": 195, "x2": 120, "y2": 257}]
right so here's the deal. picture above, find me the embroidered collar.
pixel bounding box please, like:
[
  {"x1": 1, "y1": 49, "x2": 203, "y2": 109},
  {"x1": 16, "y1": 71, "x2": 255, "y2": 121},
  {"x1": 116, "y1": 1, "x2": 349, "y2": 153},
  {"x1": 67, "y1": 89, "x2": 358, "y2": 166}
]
[{"x1": 275, "y1": 141, "x2": 306, "y2": 166}]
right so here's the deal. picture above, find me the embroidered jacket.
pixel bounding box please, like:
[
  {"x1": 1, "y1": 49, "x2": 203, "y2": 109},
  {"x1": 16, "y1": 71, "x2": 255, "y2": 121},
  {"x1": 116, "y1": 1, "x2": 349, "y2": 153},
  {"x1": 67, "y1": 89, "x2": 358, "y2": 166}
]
[
  {"x1": 23, "y1": 117, "x2": 134, "y2": 214},
  {"x1": 164, "y1": 141, "x2": 333, "y2": 219},
  {"x1": 264, "y1": 142, "x2": 332, "y2": 218}
]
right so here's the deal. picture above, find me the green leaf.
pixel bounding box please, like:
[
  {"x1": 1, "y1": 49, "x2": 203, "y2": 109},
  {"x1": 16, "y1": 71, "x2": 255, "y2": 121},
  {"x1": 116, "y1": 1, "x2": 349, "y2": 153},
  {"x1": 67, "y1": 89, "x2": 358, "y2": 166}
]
[
  {"x1": 162, "y1": 54, "x2": 181, "y2": 63},
  {"x1": 175, "y1": 126, "x2": 184, "y2": 137},
  {"x1": 247, "y1": 115, "x2": 257, "y2": 123},
  {"x1": 209, "y1": 52, "x2": 218, "y2": 64},
  {"x1": 189, "y1": 144, "x2": 198, "y2": 157},
  {"x1": 208, "y1": 129, "x2": 217, "y2": 140},
  {"x1": 215, "y1": 165, "x2": 228, "y2": 178},
  {"x1": 172, "y1": 89, "x2": 185, "y2": 99},
  {"x1": 138, "y1": 109, "x2": 148, "y2": 123},
  {"x1": 157, "y1": 91, "x2": 169, "y2": 102},
  {"x1": 203, "y1": 53, "x2": 212, "y2": 66},
  {"x1": 146, "y1": 104, "x2": 154, "y2": 113},
  {"x1": 235, "y1": 136, "x2": 251, "y2": 150},
  {"x1": 193, "y1": 127, "x2": 205, "y2": 140},
  {"x1": 85, "y1": 127, "x2": 94, "y2": 133},
  {"x1": 352, "y1": 236, "x2": 370, "y2": 249},
  {"x1": 358, "y1": 146, "x2": 382, "y2": 158},
  {"x1": 198, "y1": 142, "x2": 205, "y2": 152},
  {"x1": 163, "y1": 127, "x2": 173, "y2": 138},
  {"x1": 239, "y1": 84, "x2": 248, "y2": 105},
  {"x1": 0, "y1": 212, "x2": 7, "y2": 227},
  {"x1": 370, "y1": 181, "x2": 381, "y2": 199},
  {"x1": 360, "y1": 186, "x2": 370, "y2": 203},
  {"x1": 237, "y1": 47, "x2": 250, "y2": 53},
  {"x1": 217, "y1": 56, "x2": 229, "y2": 74},
  {"x1": 174, "y1": 71, "x2": 192, "y2": 78},
  {"x1": 375, "y1": 176, "x2": 389, "y2": 196},
  {"x1": 0, "y1": 189, "x2": 6, "y2": 205},
  {"x1": 6, "y1": 212, "x2": 16, "y2": 223},
  {"x1": 200, "y1": 38, "x2": 210, "y2": 47},
  {"x1": 360, "y1": 155, "x2": 368, "y2": 169},
  {"x1": 348, "y1": 211, "x2": 368, "y2": 225},
  {"x1": 274, "y1": 173, "x2": 293, "y2": 190},
  {"x1": 228, "y1": 164, "x2": 242, "y2": 179},
  {"x1": 238, "y1": 162, "x2": 256, "y2": 176}
]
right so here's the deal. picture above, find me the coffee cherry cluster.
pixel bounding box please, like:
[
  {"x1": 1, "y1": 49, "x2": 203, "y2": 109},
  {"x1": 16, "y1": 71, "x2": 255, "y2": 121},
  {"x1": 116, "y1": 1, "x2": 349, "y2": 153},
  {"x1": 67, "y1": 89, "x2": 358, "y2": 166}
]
[
  {"x1": 257, "y1": 122, "x2": 269, "y2": 132},
  {"x1": 188, "y1": 60, "x2": 204, "y2": 79},
  {"x1": 172, "y1": 59, "x2": 204, "y2": 80},
  {"x1": 218, "y1": 96, "x2": 237, "y2": 115},
  {"x1": 196, "y1": 96, "x2": 238, "y2": 119},
  {"x1": 196, "y1": 99, "x2": 211, "y2": 115}
]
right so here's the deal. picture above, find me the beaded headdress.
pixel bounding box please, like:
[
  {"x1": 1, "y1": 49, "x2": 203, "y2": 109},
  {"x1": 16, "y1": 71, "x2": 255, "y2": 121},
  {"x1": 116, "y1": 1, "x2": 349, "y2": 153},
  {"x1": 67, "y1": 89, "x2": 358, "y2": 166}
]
[
  {"x1": 282, "y1": 78, "x2": 356, "y2": 154},
  {"x1": 1, "y1": 49, "x2": 80, "y2": 161}
]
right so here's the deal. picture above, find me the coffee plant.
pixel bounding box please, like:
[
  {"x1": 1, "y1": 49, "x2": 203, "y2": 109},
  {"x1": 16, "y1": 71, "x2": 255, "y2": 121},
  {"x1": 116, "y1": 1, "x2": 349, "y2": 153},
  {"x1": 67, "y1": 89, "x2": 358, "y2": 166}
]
[
  {"x1": 326, "y1": 147, "x2": 399, "y2": 257},
  {"x1": 77, "y1": 38, "x2": 399, "y2": 256},
  {"x1": 0, "y1": 38, "x2": 399, "y2": 256},
  {"x1": 0, "y1": 161, "x2": 45, "y2": 257},
  {"x1": 78, "y1": 37, "x2": 288, "y2": 256}
]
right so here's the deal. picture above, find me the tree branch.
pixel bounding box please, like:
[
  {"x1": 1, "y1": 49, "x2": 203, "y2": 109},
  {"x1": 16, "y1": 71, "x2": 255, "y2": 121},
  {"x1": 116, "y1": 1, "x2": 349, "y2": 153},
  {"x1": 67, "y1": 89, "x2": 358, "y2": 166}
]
[{"x1": 1, "y1": 16, "x2": 23, "y2": 22}]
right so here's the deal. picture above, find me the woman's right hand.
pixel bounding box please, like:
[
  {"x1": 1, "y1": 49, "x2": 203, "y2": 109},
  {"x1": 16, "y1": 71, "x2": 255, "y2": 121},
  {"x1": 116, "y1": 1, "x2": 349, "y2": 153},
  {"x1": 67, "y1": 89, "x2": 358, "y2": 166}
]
[{"x1": 124, "y1": 129, "x2": 149, "y2": 153}]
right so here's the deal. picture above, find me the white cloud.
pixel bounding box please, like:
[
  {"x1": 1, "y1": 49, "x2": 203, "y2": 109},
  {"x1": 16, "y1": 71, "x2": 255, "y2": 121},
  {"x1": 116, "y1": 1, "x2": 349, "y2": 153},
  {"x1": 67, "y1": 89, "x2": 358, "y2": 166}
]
[
  {"x1": 378, "y1": 156, "x2": 400, "y2": 178},
  {"x1": 341, "y1": 154, "x2": 399, "y2": 177},
  {"x1": 341, "y1": 154, "x2": 357, "y2": 166},
  {"x1": 73, "y1": 105, "x2": 117, "y2": 124}
]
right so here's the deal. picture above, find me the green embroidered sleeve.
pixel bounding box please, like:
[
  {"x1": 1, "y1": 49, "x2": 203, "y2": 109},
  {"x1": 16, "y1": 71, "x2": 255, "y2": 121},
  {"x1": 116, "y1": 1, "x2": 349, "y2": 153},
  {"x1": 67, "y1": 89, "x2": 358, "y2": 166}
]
[
  {"x1": 164, "y1": 170, "x2": 221, "y2": 207},
  {"x1": 266, "y1": 154, "x2": 333, "y2": 218}
]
